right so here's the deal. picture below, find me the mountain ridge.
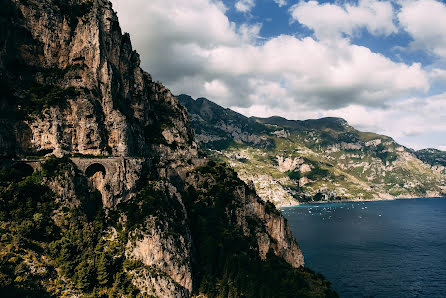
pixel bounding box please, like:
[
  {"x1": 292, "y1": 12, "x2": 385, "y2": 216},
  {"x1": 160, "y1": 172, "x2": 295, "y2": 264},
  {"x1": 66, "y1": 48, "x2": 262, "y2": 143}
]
[{"x1": 178, "y1": 94, "x2": 446, "y2": 206}]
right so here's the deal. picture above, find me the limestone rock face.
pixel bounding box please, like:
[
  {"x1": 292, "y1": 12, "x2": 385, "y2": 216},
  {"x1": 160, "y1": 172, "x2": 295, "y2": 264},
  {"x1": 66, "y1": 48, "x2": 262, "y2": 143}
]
[
  {"x1": 277, "y1": 156, "x2": 303, "y2": 173},
  {"x1": 129, "y1": 222, "x2": 193, "y2": 296},
  {"x1": 246, "y1": 196, "x2": 305, "y2": 268},
  {"x1": 0, "y1": 0, "x2": 197, "y2": 160}
]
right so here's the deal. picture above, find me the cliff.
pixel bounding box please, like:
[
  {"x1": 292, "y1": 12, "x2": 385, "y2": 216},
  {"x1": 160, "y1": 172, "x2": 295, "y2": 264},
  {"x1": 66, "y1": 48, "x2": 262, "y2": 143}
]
[
  {"x1": 0, "y1": 0, "x2": 195, "y2": 160},
  {"x1": 0, "y1": 0, "x2": 335, "y2": 296}
]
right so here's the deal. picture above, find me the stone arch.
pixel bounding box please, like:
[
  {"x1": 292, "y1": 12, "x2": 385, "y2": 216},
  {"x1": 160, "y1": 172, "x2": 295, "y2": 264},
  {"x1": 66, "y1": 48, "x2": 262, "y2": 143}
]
[{"x1": 85, "y1": 163, "x2": 106, "y2": 178}]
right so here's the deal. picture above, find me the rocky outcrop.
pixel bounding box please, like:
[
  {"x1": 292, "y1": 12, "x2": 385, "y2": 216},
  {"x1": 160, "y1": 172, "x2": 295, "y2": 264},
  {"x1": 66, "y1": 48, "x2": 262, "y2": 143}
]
[
  {"x1": 184, "y1": 163, "x2": 304, "y2": 268},
  {"x1": 128, "y1": 218, "x2": 193, "y2": 296},
  {"x1": 277, "y1": 156, "x2": 303, "y2": 173},
  {"x1": 247, "y1": 198, "x2": 304, "y2": 267}
]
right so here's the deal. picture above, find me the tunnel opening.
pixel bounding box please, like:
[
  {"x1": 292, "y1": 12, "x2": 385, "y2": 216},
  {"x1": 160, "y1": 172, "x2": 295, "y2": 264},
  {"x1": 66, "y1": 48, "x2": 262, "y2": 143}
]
[
  {"x1": 12, "y1": 163, "x2": 35, "y2": 178},
  {"x1": 85, "y1": 163, "x2": 106, "y2": 178}
]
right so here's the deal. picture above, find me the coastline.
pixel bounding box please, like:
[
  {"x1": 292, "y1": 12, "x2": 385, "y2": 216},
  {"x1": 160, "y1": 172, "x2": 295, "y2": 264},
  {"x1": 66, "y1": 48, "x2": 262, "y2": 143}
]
[{"x1": 278, "y1": 196, "x2": 446, "y2": 208}]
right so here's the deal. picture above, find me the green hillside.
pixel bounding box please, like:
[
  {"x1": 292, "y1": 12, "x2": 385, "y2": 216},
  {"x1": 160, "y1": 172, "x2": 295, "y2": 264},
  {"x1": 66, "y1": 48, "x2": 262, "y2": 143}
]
[{"x1": 179, "y1": 95, "x2": 446, "y2": 206}]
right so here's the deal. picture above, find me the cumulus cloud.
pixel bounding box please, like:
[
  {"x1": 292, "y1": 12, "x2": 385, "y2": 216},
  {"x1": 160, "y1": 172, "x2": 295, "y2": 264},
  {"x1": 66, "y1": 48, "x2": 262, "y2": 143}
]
[
  {"x1": 234, "y1": 93, "x2": 446, "y2": 150},
  {"x1": 273, "y1": 0, "x2": 287, "y2": 7},
  {"x1": 238, "y1": 23, "x2": 262, "y2": 43},
  {"x1": 398, "y1": 0, "x2": 446, "y2": 58},
  {"x1": 290, "y1": 0, "x2": 397, "y2": 41},
  {"x1": 235, "y1": 0, "x2": 255, "y2": 13},
  {"x1": 429, "y1": 68, "x2": 446, "y2": 84},
  {"x1": 345, "y1": 94, "x2": 446, "y2": 141},
  {"x1": 202, "y1": 35, "x2": 428, "y2": 108}
]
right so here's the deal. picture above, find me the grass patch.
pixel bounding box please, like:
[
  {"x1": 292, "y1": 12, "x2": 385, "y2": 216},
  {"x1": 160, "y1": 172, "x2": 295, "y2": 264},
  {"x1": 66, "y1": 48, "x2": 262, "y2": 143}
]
[{"x1": 14, "y1": 82, "x2": 79, "y2": 119}]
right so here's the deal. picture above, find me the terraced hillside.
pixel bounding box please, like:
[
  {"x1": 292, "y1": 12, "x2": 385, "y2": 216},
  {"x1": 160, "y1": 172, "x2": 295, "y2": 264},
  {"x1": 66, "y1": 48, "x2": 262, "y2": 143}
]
[{"x1": 179, "y1": 95, "x2": 446, "y2": 206}]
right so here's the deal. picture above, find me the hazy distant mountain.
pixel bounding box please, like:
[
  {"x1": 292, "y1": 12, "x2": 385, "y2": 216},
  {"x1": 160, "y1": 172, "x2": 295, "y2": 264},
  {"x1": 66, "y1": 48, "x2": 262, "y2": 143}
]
[{"x1": 179, "y1": 94, "x2": 446, "y2": 206}]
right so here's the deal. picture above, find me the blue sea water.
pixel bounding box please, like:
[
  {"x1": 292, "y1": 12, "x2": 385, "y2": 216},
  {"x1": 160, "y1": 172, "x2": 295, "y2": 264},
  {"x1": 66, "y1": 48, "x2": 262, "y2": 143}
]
[{"x1": 282, "y1": 198, "x2": 446, "y2": 298}]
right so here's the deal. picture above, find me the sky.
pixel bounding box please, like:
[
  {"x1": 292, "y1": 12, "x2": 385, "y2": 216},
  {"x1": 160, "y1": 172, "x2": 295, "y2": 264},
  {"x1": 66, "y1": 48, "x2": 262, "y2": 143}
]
[{"x1": 110, "y1": 0, "x2": 446, "y2": 150}]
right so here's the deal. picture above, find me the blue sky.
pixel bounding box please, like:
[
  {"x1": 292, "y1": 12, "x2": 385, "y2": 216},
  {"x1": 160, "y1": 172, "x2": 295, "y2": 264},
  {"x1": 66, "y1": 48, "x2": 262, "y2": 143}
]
[
  {"x1": 227, "y1": 0, "x2": 437, "y2": 68},
  {"x1": 111, "y1": 0, "x2": 446, "y2": 150}
]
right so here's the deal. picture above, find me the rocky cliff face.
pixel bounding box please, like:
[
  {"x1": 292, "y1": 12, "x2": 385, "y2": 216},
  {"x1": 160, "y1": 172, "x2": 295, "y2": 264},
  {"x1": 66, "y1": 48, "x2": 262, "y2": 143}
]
[
  {"x1": 0, "y1": 1, "x2": 332, "y2": 297},
  {"x1": 1, "y1": 0, "x2": 196, "y2": 160}
]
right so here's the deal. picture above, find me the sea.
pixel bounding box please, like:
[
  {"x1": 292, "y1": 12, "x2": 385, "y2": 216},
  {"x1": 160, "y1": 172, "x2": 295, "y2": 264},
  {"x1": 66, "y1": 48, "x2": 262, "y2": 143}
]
[{"x1": 282, "y1": 197, "x2": 446, "y2": 298}]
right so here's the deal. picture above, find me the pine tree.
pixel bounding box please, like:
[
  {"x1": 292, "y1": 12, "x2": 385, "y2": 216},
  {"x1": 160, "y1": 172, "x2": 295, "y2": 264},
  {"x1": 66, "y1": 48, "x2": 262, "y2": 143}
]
[
  {"x1": 97, "y1": 253, "x2": 109, "y2": 286},
  {"x1": 57, "y1": 239, "x2": 75, "y2": 276},
  {"x1": 111, "y1": 272, "x2": 124, "y2": 295},
  {"x1": 94, "y1": 238, "x2": 105, "y2": 255},
  {"x1": 76, "y1": 261, "x2": 94, "y2": 291}
]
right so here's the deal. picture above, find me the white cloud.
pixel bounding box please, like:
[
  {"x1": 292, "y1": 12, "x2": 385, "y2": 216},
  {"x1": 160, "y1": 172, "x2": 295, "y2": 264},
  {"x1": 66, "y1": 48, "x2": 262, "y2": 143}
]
[
  {"x1": 199, "y1": 36, "x2": 428, "y2": 108},
  {"x1": 273, "y1": 0, "x2": 287, "y2": 7},
  {"x1": 238, "y1": 23, "x2": 262, "y2": 43},
  {"x1": 398, "y1": 0, "x2": 446, "y2": 58},
  {"x1": 214, "y1": 0, "x2": 228, "y2": 13},
  {"x1": 204, "y1": 79, "x2": 232, "y2": 101},
  {"x1": 429, "y1": 68, "x2": 446, "y2": 82},
  {"x1": 235, "y1": 0, "x2": 255, "y2": 13},
  {"x1": 290, "y1": 0, "x2": 397, "y2": 41},
  {"x1": 347, "y1": 94, "x2": 446, "y2": 140},
  {"x1": 233, "y1": 93, "x2": 446, "y2": 150}
]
